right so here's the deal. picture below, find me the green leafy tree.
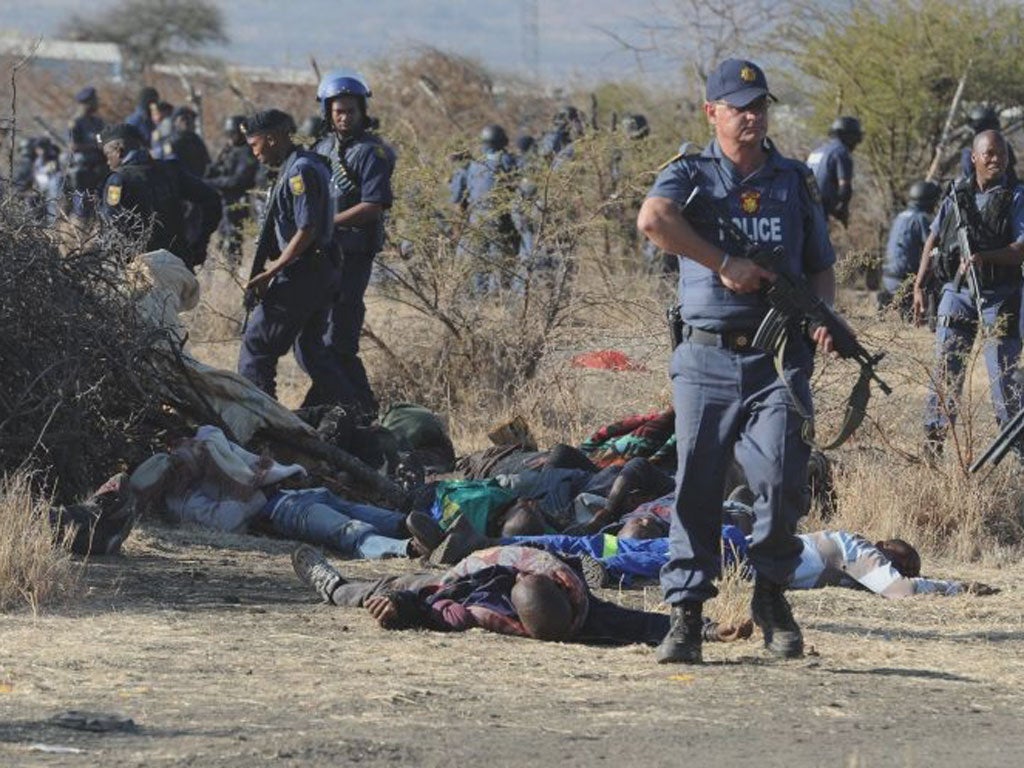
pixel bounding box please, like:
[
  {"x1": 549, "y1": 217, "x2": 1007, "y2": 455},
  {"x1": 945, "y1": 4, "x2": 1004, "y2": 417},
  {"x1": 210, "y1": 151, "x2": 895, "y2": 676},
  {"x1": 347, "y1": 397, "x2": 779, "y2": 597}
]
[
  {"x1": 792, "y1": 0, "x2": 1024, "y2": 212},
  {"x1": 60, "y1": 0, "x2": 227, "y2": 74}
]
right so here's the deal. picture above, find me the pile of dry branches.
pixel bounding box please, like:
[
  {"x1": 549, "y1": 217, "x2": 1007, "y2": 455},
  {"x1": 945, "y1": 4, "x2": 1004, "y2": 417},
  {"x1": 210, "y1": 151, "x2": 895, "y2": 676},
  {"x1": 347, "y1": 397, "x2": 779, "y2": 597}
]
[{"x1": 0, "y1": 196, "x2": 181, "y2": 502}]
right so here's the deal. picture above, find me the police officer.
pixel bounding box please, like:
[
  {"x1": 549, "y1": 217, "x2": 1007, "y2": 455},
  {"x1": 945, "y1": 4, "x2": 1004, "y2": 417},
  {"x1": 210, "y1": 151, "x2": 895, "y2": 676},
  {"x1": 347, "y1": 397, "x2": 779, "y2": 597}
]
[
  {"x1": 638, "y1": 58, "x2": 837, "y2": 663},
  {"x1": 239, "y1": 109, "x2": 347, "y2": 404},
  {"x1": 125, "y1": 86, "x2": 159, "y2": 149},
  {"x1": 206, "y1": 115, "x2": 259, "y2": 266},
  {"x1": 450, "y1": 124, "x2": 521, "y2": 293},
  {"x1": 960, "y1": 106, "x2": 1018, "y2": 187},
  {"x1": 878, "y1": 180, "x2": 941, "y2": 317},
  {"x1": 912, "y1": 130, "x2": 1024, "y2": 460},
  {"x1": 166, "y1": 106, "x2": 211, "y2": 177},
  {"x1": 67, "y1": 86, "x2": 107, "y2": 220},
  {"x1": 313, "y1": 70, "x2": 395, "y2": 421},
  {"x1": 806, "y1": 115, "x2": 862, "y2": 226},
  {"x1": 538, "y1": 105, "x2": 583, "y2": 163},
  {"x1": 99, "y1": 123, "x2": 220, "y2": 270}
]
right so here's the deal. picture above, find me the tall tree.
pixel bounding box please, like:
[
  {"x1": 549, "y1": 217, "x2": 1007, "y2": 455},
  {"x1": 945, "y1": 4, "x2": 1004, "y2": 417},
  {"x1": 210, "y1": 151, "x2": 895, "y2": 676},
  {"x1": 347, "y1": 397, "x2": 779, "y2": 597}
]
[
  {"x1": 60, "y1": 0, "x2": 228, "y2": 74},
  {"x1": 791, "y1": 0, "x2": 1024, "y2": 211}
]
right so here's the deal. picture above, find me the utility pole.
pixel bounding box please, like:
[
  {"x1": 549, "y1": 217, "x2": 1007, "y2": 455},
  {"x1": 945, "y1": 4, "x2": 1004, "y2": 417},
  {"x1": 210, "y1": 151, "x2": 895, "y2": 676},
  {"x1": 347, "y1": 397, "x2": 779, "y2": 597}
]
[{"x1": 521, "y1": 0, "x2": 540, "y2": 81}]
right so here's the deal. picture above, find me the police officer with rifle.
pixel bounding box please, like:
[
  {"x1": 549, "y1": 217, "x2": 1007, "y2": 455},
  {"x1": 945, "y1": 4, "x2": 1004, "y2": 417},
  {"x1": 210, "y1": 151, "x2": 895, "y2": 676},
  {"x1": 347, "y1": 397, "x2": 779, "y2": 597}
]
[
  {"x1": 912, "y1": 130, "x2": 1024, "y2": 462},
  {"x1": 238, "y1": 109, "x2": 348, "y2": 405},
  {"x1": 638, "y1": 59, "x2": 844, "y2": 665}
]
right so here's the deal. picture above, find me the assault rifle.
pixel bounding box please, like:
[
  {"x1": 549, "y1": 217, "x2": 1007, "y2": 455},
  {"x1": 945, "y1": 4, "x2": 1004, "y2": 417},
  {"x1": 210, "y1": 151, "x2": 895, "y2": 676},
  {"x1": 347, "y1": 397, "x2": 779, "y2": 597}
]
[
  {"x1": 242, "y1": 177, "x2": 280, "y2": 331},
  {"x1": 948, "y1": 184, "x2": 985, "y2": 326},
  {"x1": 680, "y1": 188, "x2": 892, "y2": 447},
  {"x1": 970, "y1": 406, "x2": 1024, "y2": 472}
]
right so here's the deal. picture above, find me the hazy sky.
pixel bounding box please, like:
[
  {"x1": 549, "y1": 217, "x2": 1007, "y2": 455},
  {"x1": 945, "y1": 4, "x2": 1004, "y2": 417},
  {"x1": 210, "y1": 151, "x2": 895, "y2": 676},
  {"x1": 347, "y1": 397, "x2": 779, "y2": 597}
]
[{"x1": 1, "y1": 0, "x2": 685, "y2": 83}]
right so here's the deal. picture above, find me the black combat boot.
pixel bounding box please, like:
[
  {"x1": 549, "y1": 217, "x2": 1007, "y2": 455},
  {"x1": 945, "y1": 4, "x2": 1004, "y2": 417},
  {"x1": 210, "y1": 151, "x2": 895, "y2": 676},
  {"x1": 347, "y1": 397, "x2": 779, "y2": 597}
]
[
  {"x1": 751, "y1": 577, "x2": 804, "y2": 658},
  {"x1": 655, "y1": 600, "x2": 704, "y2": 664}
]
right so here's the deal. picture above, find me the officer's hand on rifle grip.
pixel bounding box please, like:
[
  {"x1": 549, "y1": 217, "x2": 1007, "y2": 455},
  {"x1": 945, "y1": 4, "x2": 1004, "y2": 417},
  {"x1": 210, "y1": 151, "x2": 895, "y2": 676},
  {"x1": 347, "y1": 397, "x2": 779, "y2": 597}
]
[{"x1": 719, "y1": 254, "x2": 776, "y2": 294}]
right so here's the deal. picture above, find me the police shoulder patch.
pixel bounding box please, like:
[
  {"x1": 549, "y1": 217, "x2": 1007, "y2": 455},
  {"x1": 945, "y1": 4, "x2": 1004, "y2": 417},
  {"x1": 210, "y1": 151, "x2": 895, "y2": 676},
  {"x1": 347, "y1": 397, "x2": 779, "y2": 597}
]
[
  {"x1": 289, "y1": 174, "x2": 306, "y2": 195},
  {"x1": 106, "y1": 184, "x2": 122, "y2": 206},
  {"x1": 374, "y1": 145, "x2": 387, "y2": 159},
  {"x1": 803, "y1": 169, "x2": 821, "y2": 206}
]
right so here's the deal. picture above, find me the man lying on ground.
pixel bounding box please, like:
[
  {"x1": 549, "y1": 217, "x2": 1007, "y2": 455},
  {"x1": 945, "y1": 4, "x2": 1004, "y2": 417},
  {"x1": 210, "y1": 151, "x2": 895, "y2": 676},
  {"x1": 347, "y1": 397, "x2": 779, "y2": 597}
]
[
  {"x1": 430, "y1": 499, "x2": 997, "y2": 598},
  {"x1": 426, "y1": 450, "x2": 674, "y2": 537},
  {"x1": 126, "y1": 425, "x2": 443, "y2": 560},
  {"x1": 292, "y1": 543, "x2": 753, "y2": 645}
]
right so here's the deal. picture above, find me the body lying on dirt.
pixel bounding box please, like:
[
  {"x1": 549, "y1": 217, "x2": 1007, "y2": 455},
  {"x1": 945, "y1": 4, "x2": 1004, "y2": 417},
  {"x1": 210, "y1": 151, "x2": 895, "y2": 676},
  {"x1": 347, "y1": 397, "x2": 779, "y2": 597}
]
[
  {"x1": 425, "y1": 451, "x2": 674, "y2": 537},
  {"x1": 445, "y1": 507, "x2": 997, "y2": 598},
  {"x1": 121, "y1": 425, "x2": 444, "y2": 560},
  {"x1": 292, "y1": 543, "x2": 753, "y2": 645}
]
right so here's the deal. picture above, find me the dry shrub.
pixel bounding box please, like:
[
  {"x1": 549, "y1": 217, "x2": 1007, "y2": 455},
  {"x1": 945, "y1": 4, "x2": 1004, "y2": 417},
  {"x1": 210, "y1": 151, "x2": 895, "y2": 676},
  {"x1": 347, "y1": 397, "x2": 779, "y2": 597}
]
[
  {"x1": 814, "y1": 451, "x2": 1024, "y2": 564},
  {"x1": 0, "y1": 472, "x2": 80, "y2": 611},
  {"x1": 0, "y1": 195, "x2": 173, "y2": 502}
]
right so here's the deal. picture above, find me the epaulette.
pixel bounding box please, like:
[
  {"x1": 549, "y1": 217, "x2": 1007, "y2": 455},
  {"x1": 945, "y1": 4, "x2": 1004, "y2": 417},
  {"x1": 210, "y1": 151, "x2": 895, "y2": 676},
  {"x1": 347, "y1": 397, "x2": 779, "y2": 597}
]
[{"x1": 801, "y1": 166, "x2": 821, "y2": 206}]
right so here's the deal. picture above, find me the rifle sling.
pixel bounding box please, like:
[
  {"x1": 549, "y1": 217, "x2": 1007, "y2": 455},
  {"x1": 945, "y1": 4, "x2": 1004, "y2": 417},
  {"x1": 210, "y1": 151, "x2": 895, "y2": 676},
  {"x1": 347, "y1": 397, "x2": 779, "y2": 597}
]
[{"x1": 764, "y1": 323, "x2": 874, "y2": 451}]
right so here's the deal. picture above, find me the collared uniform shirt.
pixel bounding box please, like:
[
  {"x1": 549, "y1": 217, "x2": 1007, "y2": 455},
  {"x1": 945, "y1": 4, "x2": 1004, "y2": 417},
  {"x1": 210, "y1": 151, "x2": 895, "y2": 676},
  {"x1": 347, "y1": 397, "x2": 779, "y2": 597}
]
[
  {"x1": 313, "y1": 130, "x2": 394, "y2": 256},
  {"x1": 647, "y1": 139, "x2": 835, "y2": 332},
  {"x1": 806, "y1": 137, "x2": 853, "y2": 213},
  {"x1": 268, "y1": 149, "x2": 333, "y2": 252}
]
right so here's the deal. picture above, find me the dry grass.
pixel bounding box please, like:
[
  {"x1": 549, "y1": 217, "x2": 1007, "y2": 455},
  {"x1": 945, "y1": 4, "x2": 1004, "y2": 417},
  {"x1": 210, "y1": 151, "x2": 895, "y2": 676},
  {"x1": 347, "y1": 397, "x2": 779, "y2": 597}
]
[{"x1": 0, "y1": 472, "x2": 80, "y2": 612}]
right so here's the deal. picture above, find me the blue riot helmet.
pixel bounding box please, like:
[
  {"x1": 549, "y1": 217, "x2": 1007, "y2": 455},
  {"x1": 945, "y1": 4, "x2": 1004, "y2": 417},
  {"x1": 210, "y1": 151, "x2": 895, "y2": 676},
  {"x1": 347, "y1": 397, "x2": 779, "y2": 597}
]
[
  {"x1": 316, "y1": 70, "x2": 372, "y2": 119},
  {"x1": 480, "y1": 124, "x2": 509, "y2": 151}
]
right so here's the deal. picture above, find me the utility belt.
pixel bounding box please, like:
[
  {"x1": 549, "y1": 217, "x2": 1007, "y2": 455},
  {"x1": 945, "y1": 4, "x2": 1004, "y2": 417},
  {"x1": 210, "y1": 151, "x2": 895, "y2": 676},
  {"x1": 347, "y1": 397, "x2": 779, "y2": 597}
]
[
  {"x1": 287, "y1": 241, "x2": 341, "y2": 274},
  {"x1": 678, "y1": 322, "x2": 762, "y2": 353}
]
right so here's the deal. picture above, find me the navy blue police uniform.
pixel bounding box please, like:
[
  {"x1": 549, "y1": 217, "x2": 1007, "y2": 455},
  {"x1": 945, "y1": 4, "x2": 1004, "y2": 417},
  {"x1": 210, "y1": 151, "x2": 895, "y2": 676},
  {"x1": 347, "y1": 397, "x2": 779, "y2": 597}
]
[
  {"x1": 451, "y1": 148, "x2": 521, "y2": 293},
  {"x1": 100, "y1": 138, "x2": 220, "y2": 269},
  {"x1": 68, "y1": 87, "x2": 107, "y2": 219},
  {"x1": 206, "y1": 130, "x2": 259, "y2": 264},
  {"x1": 924, "y1": 176, "x2": 1024, "y2": 438},
  {"x1": 648, "y1": 140, "x2": 835, "y2": 605},
  {"x1": 238, "y1": 140, "x2": 346, "y2": 401},
  {"x1": 312, "y1": 128, "x2": 394, "y2": 416},
  {"x1": 880, "y1": 206, "x2": 932, "y2": 305},
  {"x1": 806, "y1": 137, "x2": 853, "y2": 221}
]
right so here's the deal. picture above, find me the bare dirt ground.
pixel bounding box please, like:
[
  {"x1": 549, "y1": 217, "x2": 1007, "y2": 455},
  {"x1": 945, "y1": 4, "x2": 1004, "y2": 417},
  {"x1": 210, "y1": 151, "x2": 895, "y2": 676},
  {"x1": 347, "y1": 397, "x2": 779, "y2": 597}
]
[{"x1": 1, "y1": 521, "x2": 1022, "y2": 768}]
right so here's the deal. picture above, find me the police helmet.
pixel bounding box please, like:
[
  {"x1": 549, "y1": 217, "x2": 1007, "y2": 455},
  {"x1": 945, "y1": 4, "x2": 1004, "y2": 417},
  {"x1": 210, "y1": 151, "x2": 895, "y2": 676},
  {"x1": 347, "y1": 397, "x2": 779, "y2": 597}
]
[
  {"x1": 967, "y1": 105, "x2": 999, "y2": 133},
  {"x1": 299, "y1": 115, "x2": 326, "y2": 138},
  {"x1": 480, "y1": 124, "x2": 509, "y2": 151},
  {"x1": 223, "y1": 115, "x2": 246, "y2": 135},
  {"x1": 829, "y1": 116, "x2": 863, "y2": 139},
  {"x1": 908, "y1": 180, "x2": 941, "y2": 209},
  {"x1": 623, "y1": 113, "x2": 650, "y2": 140},
  {"x1": 553, "y1": 105, "x2": 580, "y2": 126},
  {"x1": 316, "y1": 70, "x2": 372, "y2": 119}
]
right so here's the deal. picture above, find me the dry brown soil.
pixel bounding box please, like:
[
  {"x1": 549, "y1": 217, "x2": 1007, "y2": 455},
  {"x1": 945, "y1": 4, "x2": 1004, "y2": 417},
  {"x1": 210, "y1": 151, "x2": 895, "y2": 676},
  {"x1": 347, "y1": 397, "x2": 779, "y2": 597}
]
[{"x1": 1, "y1": 523, "x2": 1022, "y2": 768}]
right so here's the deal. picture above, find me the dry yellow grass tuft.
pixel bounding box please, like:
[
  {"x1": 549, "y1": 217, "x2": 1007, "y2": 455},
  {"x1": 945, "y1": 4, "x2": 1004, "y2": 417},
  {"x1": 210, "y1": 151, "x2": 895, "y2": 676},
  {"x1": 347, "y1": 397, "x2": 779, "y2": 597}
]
[{"x1": 0, "y1": 472, "x2": 81, "y2": 612}]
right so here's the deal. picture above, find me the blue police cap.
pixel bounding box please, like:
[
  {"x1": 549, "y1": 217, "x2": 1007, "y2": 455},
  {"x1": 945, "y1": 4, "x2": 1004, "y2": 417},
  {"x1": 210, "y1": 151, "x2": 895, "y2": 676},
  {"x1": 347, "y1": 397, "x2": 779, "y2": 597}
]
[
  {"x1": 242, "y1": 109, "x2": 295, "y2": 136},
  {"x1": 75, "y1": 86, "x2": 97, "y2": 103},
  {"x1": 705, "y1": 59, "x2": 775, "y2": 107}
]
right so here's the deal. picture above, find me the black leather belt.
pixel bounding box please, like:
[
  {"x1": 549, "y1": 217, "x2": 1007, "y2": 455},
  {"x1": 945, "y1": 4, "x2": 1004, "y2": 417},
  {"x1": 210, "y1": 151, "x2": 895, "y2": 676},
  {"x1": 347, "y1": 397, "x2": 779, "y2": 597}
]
[{"x1": 681, "y1": 324, "x2": 759, "y2": 352}]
